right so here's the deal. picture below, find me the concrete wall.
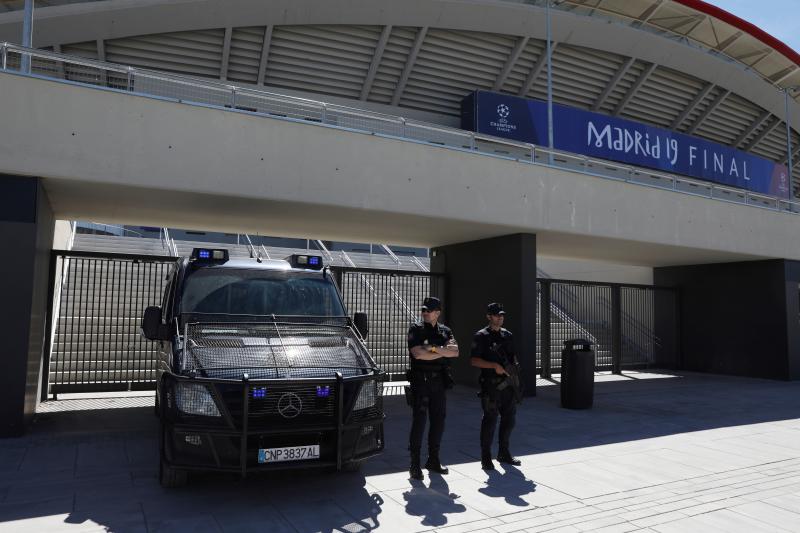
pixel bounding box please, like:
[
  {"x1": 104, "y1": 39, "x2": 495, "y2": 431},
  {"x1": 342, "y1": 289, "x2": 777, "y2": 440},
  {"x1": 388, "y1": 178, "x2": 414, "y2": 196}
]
[
  {"x1": 0, "y1": 176, "x2": 54, "y2": 436},
  {"x1": 655, "y1": 260, "x2": 799, "y2": 381},
  {"x1": 2, "y1": 73, "x2": 800, "y2": 267},
  {"x1": 538, "y1": 257, "x2": 653, "y2": 285}
]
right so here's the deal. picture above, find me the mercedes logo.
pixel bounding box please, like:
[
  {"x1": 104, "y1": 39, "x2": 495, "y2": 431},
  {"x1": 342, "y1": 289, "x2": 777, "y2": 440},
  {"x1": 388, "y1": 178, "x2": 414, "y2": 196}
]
[{"x1": 277, "y1": 392, "x2": 302, "y2": 419}]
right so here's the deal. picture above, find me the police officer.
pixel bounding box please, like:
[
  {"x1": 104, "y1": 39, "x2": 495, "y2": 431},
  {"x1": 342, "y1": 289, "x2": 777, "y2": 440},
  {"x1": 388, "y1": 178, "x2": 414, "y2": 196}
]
[
  {"x1": 407, "y1": 296, "x2": 459, "y2": 480},
  {"x1": 470, "y1": 302, "x2": 522, "y2": 470}
]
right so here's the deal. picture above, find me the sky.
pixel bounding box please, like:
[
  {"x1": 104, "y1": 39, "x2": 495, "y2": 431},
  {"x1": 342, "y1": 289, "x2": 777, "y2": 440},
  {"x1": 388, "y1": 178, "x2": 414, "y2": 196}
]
[{"x1": 705, "y1": 0, "x2": 800, "y2": 52}]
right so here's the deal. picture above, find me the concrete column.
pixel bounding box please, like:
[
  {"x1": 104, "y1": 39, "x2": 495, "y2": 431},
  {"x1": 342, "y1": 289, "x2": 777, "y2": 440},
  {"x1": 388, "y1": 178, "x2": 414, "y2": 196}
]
[
  {"x1": 431, "y1": 234, "x2": 537, "y2": 396},
  {"x1": 0, "y1": 176, "x2": 54, "y2": 436}
]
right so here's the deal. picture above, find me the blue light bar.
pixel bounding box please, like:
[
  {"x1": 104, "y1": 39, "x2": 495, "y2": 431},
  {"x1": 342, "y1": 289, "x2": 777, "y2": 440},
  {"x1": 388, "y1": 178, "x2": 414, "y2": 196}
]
[
  {"x1": 191, "y1": 248, "x2": 229, "y2": 263},
  {"x1": 316, "y1": 385, "x2": 331, "y2": 398},
  {"x1": 252, "y1": 387, "x2": 267, "y2": 399},
  {"x1": 288, "y1": 254, "x2": 324, "y2": 270}
]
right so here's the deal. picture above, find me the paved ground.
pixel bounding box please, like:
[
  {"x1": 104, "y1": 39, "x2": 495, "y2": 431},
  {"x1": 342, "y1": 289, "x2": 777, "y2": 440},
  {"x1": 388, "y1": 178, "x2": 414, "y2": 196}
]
[{"x1": 2, "y1": 370, "x2": 799, "y2": 532}]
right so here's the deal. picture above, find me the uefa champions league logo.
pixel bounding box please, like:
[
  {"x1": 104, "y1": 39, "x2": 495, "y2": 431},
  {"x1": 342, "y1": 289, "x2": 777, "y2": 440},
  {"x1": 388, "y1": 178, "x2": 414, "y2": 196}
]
[{"x1": 490, "y1": 102, "x2": 517, "y2": 134}]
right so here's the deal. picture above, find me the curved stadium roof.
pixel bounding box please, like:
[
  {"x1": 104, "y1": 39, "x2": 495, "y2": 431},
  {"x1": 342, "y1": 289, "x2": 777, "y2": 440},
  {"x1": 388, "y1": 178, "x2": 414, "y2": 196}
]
[{"x1": 1, "y1": 0, "x2": 798, "y2": 194}]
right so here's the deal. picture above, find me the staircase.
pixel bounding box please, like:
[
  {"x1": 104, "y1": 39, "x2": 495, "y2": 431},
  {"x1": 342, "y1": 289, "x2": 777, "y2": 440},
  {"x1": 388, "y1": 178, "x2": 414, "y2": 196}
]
[{"x1": 50, "y1": 232, "x2": 657, "y2": 392}]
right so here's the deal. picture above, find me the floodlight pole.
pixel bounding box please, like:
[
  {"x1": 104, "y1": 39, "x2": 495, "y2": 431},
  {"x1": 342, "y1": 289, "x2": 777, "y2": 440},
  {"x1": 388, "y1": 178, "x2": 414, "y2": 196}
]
[
  {"x1": 545, "y1": 0, "x2": 554, "y2": 165},
  {"x1": 21, "y1": 0, "x2": 33, "y2": 73}
]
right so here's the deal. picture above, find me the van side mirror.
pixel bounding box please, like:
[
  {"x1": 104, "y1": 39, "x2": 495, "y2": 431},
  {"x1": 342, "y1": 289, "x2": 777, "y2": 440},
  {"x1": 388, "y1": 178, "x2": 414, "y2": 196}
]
[
  {"x1": 142, "y1": 306, "x2": 168, "y2": 341},
  {"x1": 353, "y1": 312, "x2": 369, "y2": 339}
]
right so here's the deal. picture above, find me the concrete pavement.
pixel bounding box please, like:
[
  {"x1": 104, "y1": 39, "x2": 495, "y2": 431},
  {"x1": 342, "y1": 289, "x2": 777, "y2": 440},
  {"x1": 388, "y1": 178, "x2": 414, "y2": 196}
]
[{"x1": 1, "y1": 370, "x2": 798, "y2": 532}]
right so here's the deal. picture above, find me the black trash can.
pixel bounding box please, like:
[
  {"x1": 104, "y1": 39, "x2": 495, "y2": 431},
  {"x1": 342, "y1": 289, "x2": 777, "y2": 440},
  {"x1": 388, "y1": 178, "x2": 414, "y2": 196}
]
[{"x1": 561, "y1": 339, "x2": 594, "y2": 409}]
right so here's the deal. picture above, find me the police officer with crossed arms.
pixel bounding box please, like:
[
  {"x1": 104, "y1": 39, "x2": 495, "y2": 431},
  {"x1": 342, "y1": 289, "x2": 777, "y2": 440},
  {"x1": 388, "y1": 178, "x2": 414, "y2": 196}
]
[
  {"x1": 470, "y1": 302, "x2": 522, "y2": 470},
  {"x1": 407, "y1": 296, "x2": 459, "y2": 480}
]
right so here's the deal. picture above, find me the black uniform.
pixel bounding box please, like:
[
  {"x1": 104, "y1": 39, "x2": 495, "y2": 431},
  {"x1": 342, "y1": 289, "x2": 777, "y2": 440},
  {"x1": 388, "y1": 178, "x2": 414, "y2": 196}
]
[
  {"x1": 471, "y1": 326, "x2": 517, "y2": 456},
  {"x1": 407, "y1": 320, "x2": 454, "y2": 459}
]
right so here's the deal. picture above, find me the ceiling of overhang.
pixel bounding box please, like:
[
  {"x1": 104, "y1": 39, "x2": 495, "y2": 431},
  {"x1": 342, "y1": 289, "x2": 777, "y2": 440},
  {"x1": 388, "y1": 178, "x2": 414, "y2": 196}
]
[{"x1": 533, "y1": 0, "x2": 800, "y2": 92}]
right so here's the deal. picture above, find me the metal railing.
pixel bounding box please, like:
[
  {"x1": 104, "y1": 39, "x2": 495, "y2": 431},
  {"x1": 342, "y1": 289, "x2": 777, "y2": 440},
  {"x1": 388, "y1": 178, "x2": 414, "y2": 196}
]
[
  {"x1": 379, "y1": 244, "x2": 402, "y2": 267},
  {"x1": 410, "y1": 255, "x2": 429, "y2": 272},
  {"x1": 44, "y1": 250, "x2": 177, "y2": 395},
  {"x1": 314, "y1": 240, "x2": 335, "y2": 262},
  {"x1": 2, "y1": 42, "x2": 798, "y2": 215},
  {"x1": 160, "y1": 228, "x2": 178, "y2": 257},
  {"x1": 241, "y1": 233, "x2": 257, "y2": 258},
  {"x1": 537, "y1": 278, "x2": 679, "y2": 377},
  {"x1": 332, "y1": 267, "x2": 445, "y2": 378},
  {"x1": 77, "y1": 221, "x2": 145, "y2": 238}
]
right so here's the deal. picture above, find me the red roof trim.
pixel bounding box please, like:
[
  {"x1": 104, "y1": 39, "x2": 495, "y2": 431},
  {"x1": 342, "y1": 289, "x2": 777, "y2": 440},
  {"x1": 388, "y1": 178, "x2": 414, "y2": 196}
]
[{"x1": 672, "y1": 0, "x2": 800, "y2": 69}]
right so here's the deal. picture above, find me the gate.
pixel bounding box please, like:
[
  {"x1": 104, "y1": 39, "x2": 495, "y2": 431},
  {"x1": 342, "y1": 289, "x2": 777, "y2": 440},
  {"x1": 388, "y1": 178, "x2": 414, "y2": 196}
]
[
  {"x1": 537, "y1": 279, "x2": 679, "y2": 376},
  {"x1": 43, "y1": 250, "x2": 176, "y2": 397},
  {"x1": 332, "y1": 267, "x2": 446, "y2": 380}
]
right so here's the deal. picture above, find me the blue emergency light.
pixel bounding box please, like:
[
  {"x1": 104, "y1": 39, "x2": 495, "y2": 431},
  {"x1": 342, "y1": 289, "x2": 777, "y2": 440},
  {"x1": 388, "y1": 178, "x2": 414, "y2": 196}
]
[
  {"x1": 191, "y1": 248, "x2": 229, "y2": 263},
  {"x1": 316, "y1": 385, "x2": 331, "y2": 398},
  {"x1": 288, "y1": 254, "x2": 324, "y2": 270},
  {"x1": 252, "y1": 387, "x2": 267, "y2": 399}
]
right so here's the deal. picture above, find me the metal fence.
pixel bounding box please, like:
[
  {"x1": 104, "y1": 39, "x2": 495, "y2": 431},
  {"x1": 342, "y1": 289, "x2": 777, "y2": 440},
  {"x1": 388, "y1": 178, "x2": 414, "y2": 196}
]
[
  {"x1": 537, "y1": 279, "x2": 679, "y2": 376},
  {"x1": 44, "y1": 250, "x2": 176, "y2": 396},
  {"x1": 2, "y1": 42, "x2": 799, "y2": 215},
  {"x1": 332, "y1": 267, "x2": 446, "y2": 379}
]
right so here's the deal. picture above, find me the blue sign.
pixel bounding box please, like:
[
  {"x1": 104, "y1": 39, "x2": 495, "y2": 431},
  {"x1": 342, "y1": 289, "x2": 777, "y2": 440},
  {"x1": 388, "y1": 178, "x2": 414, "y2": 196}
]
[{"x1": 461, "y1": 91, "x2": 790, "y2": 198}]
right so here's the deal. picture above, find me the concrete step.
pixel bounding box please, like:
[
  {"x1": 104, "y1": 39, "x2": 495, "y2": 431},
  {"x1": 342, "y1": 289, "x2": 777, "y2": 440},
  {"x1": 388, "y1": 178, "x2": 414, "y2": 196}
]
[{"x1": 49, "y1": 369, "x2": 156, "y2": 382}]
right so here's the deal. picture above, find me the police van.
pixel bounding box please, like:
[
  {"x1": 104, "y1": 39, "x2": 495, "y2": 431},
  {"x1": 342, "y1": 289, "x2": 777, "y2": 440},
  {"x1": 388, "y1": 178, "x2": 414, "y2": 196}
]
[{"x1": 141, "y1": 248, "x2": 385, "y2": 487}]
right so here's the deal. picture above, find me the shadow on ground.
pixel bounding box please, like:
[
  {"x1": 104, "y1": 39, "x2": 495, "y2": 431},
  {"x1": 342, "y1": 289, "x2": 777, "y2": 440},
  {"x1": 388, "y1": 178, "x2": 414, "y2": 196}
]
[{"x1": 0, "y1": 370, "x2": 797, "y2": 532}]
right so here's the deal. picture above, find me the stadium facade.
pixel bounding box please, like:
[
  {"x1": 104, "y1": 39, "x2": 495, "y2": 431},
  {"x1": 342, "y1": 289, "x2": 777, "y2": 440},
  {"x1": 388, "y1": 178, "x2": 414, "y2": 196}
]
[{"x1": 1, "y1": 0, "x2": 800, "y2": 435}]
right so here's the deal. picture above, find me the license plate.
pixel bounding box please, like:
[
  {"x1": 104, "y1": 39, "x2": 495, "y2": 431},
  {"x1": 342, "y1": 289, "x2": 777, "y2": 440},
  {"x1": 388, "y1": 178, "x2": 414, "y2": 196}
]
[{"x1": 258, "y1": 444, "x2": 320, "y2": 463}]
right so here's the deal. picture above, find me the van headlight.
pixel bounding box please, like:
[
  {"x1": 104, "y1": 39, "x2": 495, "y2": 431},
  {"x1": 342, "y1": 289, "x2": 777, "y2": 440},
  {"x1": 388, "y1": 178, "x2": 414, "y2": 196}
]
[
  {"x1": 353, "y1": 381, "x2": 381, "y2": 411},
  {"x1": 175, "y1": 382, "x2": 221, "y2": 417}
]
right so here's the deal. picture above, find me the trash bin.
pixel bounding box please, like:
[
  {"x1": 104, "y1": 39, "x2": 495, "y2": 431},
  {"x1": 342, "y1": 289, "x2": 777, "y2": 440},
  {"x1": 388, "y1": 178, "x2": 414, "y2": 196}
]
[{"x1": 561, "y1": 339, "x2": 594, "y2": 409}]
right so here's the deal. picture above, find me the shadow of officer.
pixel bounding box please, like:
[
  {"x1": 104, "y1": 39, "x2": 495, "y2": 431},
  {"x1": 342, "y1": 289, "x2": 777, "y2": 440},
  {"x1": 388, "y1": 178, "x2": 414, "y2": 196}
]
[
  {"x1": 479, "y1": 464, "x2": 537, "y2": 507},
  {"x1": 403, "y1": 475, "x2": 466, "y2": 527}
]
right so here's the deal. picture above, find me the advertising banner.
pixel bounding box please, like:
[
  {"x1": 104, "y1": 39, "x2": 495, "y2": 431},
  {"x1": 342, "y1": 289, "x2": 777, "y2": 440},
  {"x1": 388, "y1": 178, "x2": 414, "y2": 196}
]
[{"x1": 461, "y1": 91, "x2": 790, "y2": 198}]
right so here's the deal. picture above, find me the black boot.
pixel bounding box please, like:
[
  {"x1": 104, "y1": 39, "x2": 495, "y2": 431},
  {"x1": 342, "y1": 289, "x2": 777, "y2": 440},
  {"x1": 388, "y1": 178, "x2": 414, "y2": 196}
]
[
  {"x1": 425, "y1": 453, "x2": 449, "y2": 475},
  {"x1": 497, "y1": 450, "x2": 521, "y2": 466},
  {"x1": 481, "y1": 451, "x2": 495, "y2": 471},
  {"x1": 409, "y1": 451, "x2": 424, "y2": 480}
]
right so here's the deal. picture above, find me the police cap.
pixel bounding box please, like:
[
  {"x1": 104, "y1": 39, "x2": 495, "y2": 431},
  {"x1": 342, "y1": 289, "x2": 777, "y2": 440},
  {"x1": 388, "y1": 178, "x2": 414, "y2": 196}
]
[
  {"x1": 421, "y1": 297, "x2": 442, "y2": 311},
  {"x1": 487, "y1": 302, "x2": 506, "y2": 315}
]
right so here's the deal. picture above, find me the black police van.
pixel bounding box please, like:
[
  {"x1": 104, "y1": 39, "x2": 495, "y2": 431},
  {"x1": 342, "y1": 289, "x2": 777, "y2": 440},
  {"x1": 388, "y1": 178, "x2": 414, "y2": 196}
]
[{"x1": 141, "y1": 248, "x2": 385, "y2": 487}]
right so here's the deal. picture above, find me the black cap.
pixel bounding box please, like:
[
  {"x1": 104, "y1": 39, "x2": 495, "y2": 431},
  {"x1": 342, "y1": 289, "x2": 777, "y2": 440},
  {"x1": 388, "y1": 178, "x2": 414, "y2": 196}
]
[
  {"x1": 487, "y1": 302, "x2": 505, "y2": 315},
  {"x1": 421, "y1": 297, "x2": 442, "y2": 311}
]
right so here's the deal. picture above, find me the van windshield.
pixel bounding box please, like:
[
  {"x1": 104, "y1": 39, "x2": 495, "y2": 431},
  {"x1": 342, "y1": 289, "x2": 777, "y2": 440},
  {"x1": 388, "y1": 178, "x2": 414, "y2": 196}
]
[{"x1": 179, "y1": 268, "x2": 345, "y2": 317}]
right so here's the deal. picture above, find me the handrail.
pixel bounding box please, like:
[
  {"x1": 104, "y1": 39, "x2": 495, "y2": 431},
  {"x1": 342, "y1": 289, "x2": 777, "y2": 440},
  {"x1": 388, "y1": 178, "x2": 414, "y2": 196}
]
[
  {"x1": 388, "y1": 284, "x2": 416, "y2": 321},
  {"x1": 410, "y1": 255, "x2": 429, "y2": 272},
  {"x1": 379, "y1": 244, "x2": 401, "y2": 267},
  {"x1": 314, "y1": 239, "x2": 335, "y2": 262},
  {"x1": 340, "y1": 249, "x2": 357, "y2": 268},
  {"x1": 67, "y1": 220, "x2": 77, "y2": 251},
  {"x1": 79, "y1": 221, "x2": 145, "y2": 238},
  {"x1": 241, "y1": 234, "x2": 257, "y2": 258},
  {"x1": 259, "y1": 244, "x2": 271, "y2": 260},
  {"x1": 1, "y1": 42, "x2": 798, "y2": 215},
  {"x1": 160, "y1": 228, "x2": 178, "y2": 257}
]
